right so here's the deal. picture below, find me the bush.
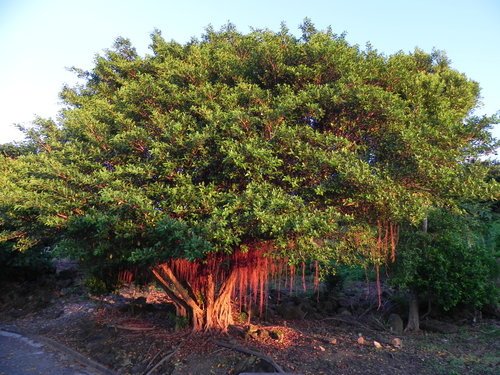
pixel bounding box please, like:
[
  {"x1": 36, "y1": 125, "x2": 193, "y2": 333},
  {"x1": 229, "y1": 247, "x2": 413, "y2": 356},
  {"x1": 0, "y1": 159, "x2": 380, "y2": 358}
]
[
  {"x1": 0, "y1": 244, "x2": 54, "y2": 282},
  {"x1": 390, "y1": 208, "x2": 499, "y2": 311}
]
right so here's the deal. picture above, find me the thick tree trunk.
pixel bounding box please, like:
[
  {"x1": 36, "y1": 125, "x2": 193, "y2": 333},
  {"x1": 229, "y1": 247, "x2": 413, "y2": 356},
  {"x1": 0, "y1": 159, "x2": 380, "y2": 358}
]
[
  {"x1": 152, "y1": 263, "x2": 237, "y2": 332},
  {"x1": 405, "y1": 289, "x2": 420, "y2": 332}
]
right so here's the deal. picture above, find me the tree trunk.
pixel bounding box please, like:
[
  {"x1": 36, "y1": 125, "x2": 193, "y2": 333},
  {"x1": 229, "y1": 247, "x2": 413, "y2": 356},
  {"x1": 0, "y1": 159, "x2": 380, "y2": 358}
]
[
  {"x1": 421, "y1": 217, "x2": 428, "y2": 233},
  {"x1": 405, "y1": 289, "x2": 420, "y2": 332},
  {"x1": 405, "y1": 216, "x2": 427, "y2": 332},
  {"x1": 152, "y1": 263, "x2": 236, "y2": 332}
]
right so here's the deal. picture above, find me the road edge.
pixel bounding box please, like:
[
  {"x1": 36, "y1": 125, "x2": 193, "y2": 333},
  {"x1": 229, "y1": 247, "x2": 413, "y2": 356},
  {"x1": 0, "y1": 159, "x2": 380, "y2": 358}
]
[{"x1": 0, "y1": 327, "x2": 117, "y2": 375}]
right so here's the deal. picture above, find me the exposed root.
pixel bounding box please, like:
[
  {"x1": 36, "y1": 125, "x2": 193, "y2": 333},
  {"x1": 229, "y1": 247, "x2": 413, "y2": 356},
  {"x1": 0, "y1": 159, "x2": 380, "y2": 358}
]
[
  {"x1": 107, "y1": 324, "x2": 156, "y2": 332},
  {"x1": 213, "y1": 339, "x2": 286, "y2": 373},
  {"x1": 143, "y1": 347, "x2": 178, "y2": 375}
]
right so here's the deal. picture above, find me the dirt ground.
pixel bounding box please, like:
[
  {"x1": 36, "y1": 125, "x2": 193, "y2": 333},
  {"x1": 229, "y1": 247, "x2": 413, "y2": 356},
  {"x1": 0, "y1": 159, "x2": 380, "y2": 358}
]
[{"x1": 0, "y1": 265, "x2": 498, "y2": 375}]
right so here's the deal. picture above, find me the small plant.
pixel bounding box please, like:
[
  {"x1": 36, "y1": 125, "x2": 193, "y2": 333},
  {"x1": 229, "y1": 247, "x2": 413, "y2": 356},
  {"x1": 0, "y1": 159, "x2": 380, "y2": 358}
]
[
  {"x1": 84, "y1": 276, "x2": 108, "y2": 296},
  {"x1": 174, "y1": 315, "x2": 189, "y2": 330}
]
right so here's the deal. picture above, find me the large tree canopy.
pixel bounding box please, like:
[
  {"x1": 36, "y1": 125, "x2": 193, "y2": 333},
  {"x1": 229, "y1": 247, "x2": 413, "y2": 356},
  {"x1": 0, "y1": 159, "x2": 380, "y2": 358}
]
[{"x1": 1, "y1": 23, "x2": 498, "y2": 330}]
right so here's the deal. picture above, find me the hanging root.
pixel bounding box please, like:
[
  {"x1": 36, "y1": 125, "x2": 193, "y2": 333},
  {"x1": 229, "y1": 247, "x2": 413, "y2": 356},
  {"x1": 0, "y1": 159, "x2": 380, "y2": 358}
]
[
  {"x1": 374, "y1": 220, "x2": 399, "y2": 308},
  {"x1": 152, "y1": 242, "x2": 323, "y2": 331}
]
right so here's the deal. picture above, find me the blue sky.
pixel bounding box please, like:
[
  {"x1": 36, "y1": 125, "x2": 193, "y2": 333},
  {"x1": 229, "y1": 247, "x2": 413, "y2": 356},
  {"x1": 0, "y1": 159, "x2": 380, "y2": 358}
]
[{"x1": 1, "y1": 0, "x2": 499, "y2": 146}]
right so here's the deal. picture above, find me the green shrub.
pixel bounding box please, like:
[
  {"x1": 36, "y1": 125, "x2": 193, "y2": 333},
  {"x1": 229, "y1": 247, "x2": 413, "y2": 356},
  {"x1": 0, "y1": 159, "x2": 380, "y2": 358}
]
[
  {"x1": 390, "y1": 208, "x2": 498, "y2": 311},
  {"x1": 0, "y1": 244, "x2": 54, "y2": 282},
  {"x1": 84, "y1": 275, "x2": 109, "y2": 295}
]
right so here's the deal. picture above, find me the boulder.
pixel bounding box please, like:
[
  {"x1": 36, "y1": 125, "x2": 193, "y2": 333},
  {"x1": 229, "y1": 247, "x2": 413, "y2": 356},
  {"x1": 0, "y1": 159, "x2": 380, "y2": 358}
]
[
  {"x1": 277, "y1": 302, "x2": 306, "y2": 320},
  {"x1": 387, "y1": 313, "x2": 404, "y2": 335}
]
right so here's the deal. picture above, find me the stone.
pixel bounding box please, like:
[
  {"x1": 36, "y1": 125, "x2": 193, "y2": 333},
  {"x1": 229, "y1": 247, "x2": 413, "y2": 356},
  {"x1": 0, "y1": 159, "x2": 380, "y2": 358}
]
[
  {"x1": 357, "y1": 336, "x2": 366, "y2": 345},
  {"x1": 373, "y1": 341, "x2": 383, "y2": 349},
  {"x1": 391, "y1": 338, "x2": 403, "y2": 348},
  {"x1": 269, "y1": 330, "x2": 284, "y2": 341},
  {"x1": 338, "y1": 307, "x2": 352, "y2": 316},
  {"x1": 277, "y1": 302, "x2": 305, "y2": 320},
  {"x1": 256, "y1": 329, "x2": 270, "y2": 339},
  {"x1": 234, "y1": 356, "x2": 276, "y2": 374},
  {"x1": 388, "y1": 313, "x2": 404, "y2": 335},
  {"x1": 228, "y1": 324, "x2": 246, "y2": 338},
  {"x1": 247, "y1": 324, "x2": 259, "y2": 333}
]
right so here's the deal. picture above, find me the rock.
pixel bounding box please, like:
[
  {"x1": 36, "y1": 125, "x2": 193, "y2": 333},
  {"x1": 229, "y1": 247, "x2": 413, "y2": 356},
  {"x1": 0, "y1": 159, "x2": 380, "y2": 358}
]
[
  {"x1": 420, "y1": 319, "x2": 459, "y2": 334},
  {"x1": 277, "y1": 302, "x2": 305, "y2": 320},
  {"x1": 391, "y1": 338, "x2": 403, "y2": 348},
  {"x1": 318, "y1": 345, "x2": 326, "y2": 351},
  {"x1": 244, "y1": 331, "x2": 258, "y2": 340},
  {"x1": 269, "y1": 330, "x2": 284, "y2": 341},
  {"x1": 257, "y1": 329, "x2": 270, "y2": 339},
  {"x1": 338, "y1": 307, "x2": 352, "y2": 316},
  {"x1": 357, "y1": 336, "x2": 366, "y2": 345},
  {"x1": 228, "y1": 325, "x2": 246, "y2": 338},
  {"x1": 237, "y1": 311, "x2": 249, "y2": 323},
  {"x1": 330, "y1": 338, "x2": 338, "y2": 345},
  {"x1": 234, "y1": 356, "x2": 276, "y2": 374},
  {"x1": 244, "y1": 325, "x2": 261, "y2": 340},
  {"x1": 373, "y1": 341, "x2": 383, "y2": 349},
  {"x1": 388, "y1": 313, "x2": 404, "y2": 335},
  {"x1": 247, "y1": 324, "x2": 259, "y2": 334}
]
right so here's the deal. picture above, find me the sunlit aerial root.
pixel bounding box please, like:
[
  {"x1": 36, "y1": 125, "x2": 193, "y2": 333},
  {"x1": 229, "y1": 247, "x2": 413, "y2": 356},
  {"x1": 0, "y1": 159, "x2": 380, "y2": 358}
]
[{"x1": 151, "y1": 242, "x2": 321, "y2": 331}]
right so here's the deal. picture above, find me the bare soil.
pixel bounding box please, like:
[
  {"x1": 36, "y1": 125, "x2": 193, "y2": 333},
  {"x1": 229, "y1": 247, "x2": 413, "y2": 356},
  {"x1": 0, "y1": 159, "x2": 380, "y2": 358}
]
[{"x1": 0, "y1": 267, "x2": 498, "y2": 375}]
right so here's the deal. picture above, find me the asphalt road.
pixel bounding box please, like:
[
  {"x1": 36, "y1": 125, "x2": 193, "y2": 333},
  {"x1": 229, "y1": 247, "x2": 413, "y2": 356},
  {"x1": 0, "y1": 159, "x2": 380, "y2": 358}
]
[{"x1": 0, "y1": 330, "x2": 96, "y2": 375}]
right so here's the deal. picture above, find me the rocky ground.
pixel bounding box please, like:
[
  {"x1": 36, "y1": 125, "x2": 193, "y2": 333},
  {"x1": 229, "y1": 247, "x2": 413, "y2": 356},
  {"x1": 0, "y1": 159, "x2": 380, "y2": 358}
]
[{"x1": 0, "y1": 262, "x2": 498, "y2": 375}]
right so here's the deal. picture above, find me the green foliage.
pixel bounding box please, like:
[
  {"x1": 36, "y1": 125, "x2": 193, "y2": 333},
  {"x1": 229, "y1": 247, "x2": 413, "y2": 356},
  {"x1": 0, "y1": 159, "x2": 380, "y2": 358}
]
[
  {"x1": 0, "y1": 21, "x2": 498, "y2": 277},
  {"x1": 84, "y1": 275, "x2": 109, "y2": 295},
  {"x1": 390, "y1": 208, "x2": 499, "y2": 311},
  {"x1": 0, "y1": 242, "x2": 53, "y2": 282}
]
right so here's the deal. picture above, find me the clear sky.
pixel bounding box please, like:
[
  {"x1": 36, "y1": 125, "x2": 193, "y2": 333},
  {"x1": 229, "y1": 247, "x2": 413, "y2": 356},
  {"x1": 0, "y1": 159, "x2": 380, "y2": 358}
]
[{"x1": 1, "y1": 0, "x2": 499, "y2": 146}]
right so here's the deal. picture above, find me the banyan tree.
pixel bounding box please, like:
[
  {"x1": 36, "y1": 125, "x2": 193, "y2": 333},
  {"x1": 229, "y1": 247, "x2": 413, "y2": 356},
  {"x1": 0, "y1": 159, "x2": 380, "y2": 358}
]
[{"x1": 1, "y1": 22, "x2": 497, "y2": 331}]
